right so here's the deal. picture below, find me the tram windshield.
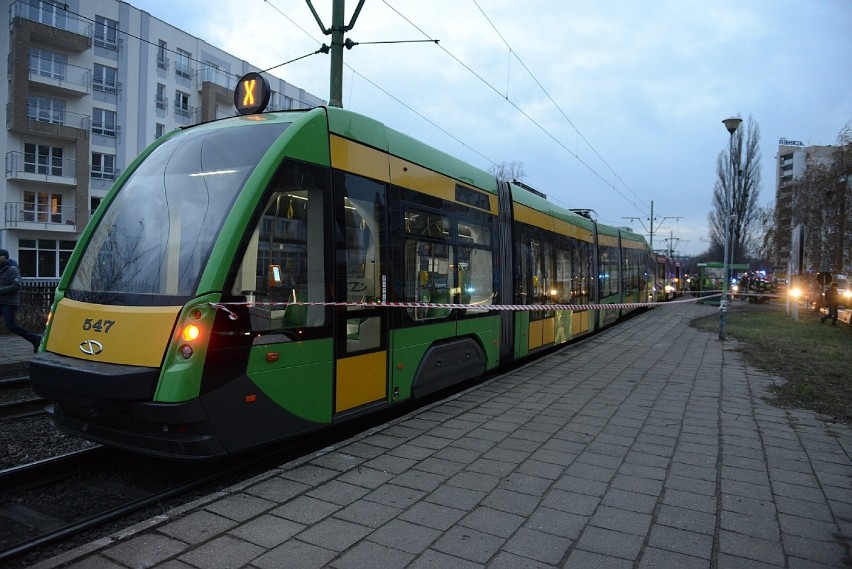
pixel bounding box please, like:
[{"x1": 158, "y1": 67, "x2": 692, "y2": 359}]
[{"x1": 67, "y1": 121, "x2": 289, "y2": 305}]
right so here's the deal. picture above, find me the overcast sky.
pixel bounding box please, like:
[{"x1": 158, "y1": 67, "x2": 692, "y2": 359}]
[{"x1": 134, "y1": 0, "x2": 851, "y2": 257}]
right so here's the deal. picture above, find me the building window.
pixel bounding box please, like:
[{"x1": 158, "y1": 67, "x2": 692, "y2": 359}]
[
  {"x1": 94, "y1": 16, "x2": 118, "y2": 50},
  {"x1": 23, "y1": 191, "x2": 63, "y2": 223},
  {"x1": 18, "y1": 239, "x2": 76, "y2": 278},
  {"x1": 90, "y1": 197, "x2": 102, "y2": 216},
  {"x1": 156, "y1": 83, "x2": 166, "y2": 110},
  {"x1": 91, "y1": 152, "x2": 116, "y2": 180},
  {"x1": 157, "y1": 40, "x2": 168, "y2": 69},
  {"x1": 174, "y1": 90, "x2": 191, "y2": 118},
  {"x1": 26, "y1": 0, "x2": 67, "y2": 29},
  {"x1": 24, "y1": 143, "x2": 63, "y2": 176},
  {"x1": 93, "y1": 63, "x2": 118, "y2": 93},
  {"x1": 27, "y1": 95, "x2": 65, "y2": 125},
  {"x1": 29, "y1": 47, "x2": 66, "y2": 79},
  {"x1": 92, "y1": 108, "x2": 117, "y2": 136},
  {"x1": 155, "y1": 123, "x2": 165, "y2": 139},
  {"x1": 175, "y1": 49, "x2": 193, "y2": 79}
]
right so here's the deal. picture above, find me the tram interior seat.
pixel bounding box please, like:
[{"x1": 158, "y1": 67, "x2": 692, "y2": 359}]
[
  {"x1": 426, "y1": 289, "x2": 452, "y2": 319},
  {"x1": 346, "y1": 316, "x2": 381, "y2": 352}
]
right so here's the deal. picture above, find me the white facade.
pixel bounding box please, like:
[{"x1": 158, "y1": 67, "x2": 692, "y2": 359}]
[{"x1": 1, "y1": 0, "x2": 325, "y2": 279}]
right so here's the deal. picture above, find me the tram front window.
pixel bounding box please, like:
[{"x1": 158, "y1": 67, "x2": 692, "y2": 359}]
[{"x1": 67, "y1": 121, "x2": 288, "y2": 305}]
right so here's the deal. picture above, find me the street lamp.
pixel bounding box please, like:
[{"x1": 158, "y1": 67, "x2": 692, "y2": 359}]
[{"x1": 720, "y1": 116, "x2": 742, "y2": 340}]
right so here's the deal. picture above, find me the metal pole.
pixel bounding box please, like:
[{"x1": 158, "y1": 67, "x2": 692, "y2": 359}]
[
  {"x1": 649, "y1": 200, "x2": 654, "y2": 253},
  {"x1": 328, "y1": 0, "x2": 345, "y2": 108},
  {"x1": 719, "y1": 120, "x2": 739, "y2": 340}
]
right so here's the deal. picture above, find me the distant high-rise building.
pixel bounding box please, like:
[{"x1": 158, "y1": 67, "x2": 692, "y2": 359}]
[
  {"x1": 1, "y1": 0, "x2": 324, "y2": 279},
  {"x1": 773, "y1": 140, "x2": 835, "y2": 271}
]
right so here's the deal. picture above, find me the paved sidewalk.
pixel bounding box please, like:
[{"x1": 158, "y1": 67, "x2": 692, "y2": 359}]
[
  {"x1": 31, "y1": 303, "x2": 852, "y2": 568},
  {"x1": 0, "y1": 333, "x2": 38, "y2": 378}
]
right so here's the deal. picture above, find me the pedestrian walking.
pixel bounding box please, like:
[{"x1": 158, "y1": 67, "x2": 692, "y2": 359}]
[
  {"x1": 0, "y1": 248, "x2": 42, "y2": 352},
  {"x1": 820, "y1": 282, "x2": 840, "y2": 326}
]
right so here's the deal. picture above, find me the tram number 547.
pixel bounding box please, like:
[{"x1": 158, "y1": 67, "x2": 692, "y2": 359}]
[{"x1": 82, "y1": 318, "x2": 115, "y2": 333}]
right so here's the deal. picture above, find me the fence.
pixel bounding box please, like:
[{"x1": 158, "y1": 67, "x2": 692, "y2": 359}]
[{"x1": 0, "y1": 280, "x2": 57, "y2": 334}]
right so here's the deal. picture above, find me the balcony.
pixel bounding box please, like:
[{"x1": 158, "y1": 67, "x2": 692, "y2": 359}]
[
  {"x1": 175, "y1": 62, "x2": 194, "y2": 81},
  {"x1": 197, "y1": 67, "x2": 238, "y2": 91},
  {"x1": 9, "y1": 1, "x2": 92, "y2": 52},
  {"x1": 8, "y1": 104, "x2": 91, "y2": 138},
  {"x1": 5, "y1": 151, "x2": 77, "y2": 186},
  {"x1": 4, "y1": 202, "x2": 77, "y2": 231},
  {"x1": 174, "y1": 103, "x2": 194, "y2": 123},
  {"x1": 28, "y1": 63, "x2": 91, "y2": 97}
]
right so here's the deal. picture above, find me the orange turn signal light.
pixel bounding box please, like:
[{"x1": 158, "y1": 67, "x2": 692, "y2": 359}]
[{"x1": 182, "y1": 324, "x2": 201, "y2": 342}]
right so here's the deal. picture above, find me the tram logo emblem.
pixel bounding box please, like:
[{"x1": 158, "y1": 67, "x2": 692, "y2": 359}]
[{"x1": 80, "y1": 340, "x2": 104, "y2": 356}]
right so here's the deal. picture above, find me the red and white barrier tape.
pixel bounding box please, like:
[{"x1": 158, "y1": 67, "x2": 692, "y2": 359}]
[{"x1": 210, "y1": 294, "x2": 721, "y2": 319}]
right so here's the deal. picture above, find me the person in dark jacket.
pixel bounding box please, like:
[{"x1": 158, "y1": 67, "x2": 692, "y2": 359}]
[
  {"x1": 821, "y1": 282, "x2": 839, "y2": 326},
  {"x1": 0, "y1": 248, "x2": 42, "y2": 352}
]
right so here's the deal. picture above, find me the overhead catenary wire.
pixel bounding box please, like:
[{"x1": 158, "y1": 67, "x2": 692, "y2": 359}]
[
  {"x1": 260, "y1": 0, "x2": 649, "y2": 218},
  {"x1": 471, "y1": 0, "x2": 649, "y2": 213},
  {"x1": 381, "y1": 1, "x2": 649, "y2": 215}
]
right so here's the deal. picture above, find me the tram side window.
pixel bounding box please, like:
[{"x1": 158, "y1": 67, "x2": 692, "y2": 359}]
[
  {"x1": 531, "y1": 237, "x2": 554, "y2": 319},
  {"x1": 404, "y1": 208, "x2": 452, "y2": 320},
  {"x1": 231, "y1": 167, "x2": 327, "y2": 332},
  {"x1": 555, "y1": 247, "x2": 573, "y2": 305},
  {"x1": 599, "y1": 245, "x2": 619, "y2": 298},
  {"x1": 572, "y1": 241, "x2": 592, "y2": 304},
  {"x1": 457, "y1": 219, "x2": 494, "y2": 314},
  {"x1": 624, "y1": 249, "x2": 641, "y2": 299}
]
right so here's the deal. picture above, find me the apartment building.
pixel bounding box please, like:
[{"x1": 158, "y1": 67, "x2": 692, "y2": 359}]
[
  {"x1": 1, "y1": 0, "x2": 325, "y2": 279},
  {"x1": 773, "y1": 140, "x2": 835, "y2": 270}
]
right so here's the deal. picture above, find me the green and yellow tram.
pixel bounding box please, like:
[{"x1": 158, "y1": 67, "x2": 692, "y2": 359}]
[{"x1": 30, "y1": 76, "x2": 653, "y2": 460}]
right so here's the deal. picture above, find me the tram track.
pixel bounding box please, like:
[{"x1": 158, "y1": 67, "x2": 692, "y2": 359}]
[
  {"x1": 0, "y1": 445, "x2": 228, "y2": 565},
  {"x1": 0, "y1": 399, "x2": 417, "y2": 568},
  {"x1": 0, "y1": 375, "x2": 45, "y2": 419}
]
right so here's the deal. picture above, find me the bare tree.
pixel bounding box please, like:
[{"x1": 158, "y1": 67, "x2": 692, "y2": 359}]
[
  {"x1": 708, "y1": 115, "x2": 762, "y2": 264},
  {"x1": 787, "y1": 122, "x2": 852, "y2": 273},
  {"x1": 753, "y1": 202, "x2": 776, "y2": 267},
  {"x1": 488, "y1": 161, "x2": 526, "y2": 183}
]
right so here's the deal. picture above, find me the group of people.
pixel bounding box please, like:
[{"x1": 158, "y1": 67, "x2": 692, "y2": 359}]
[{"x1": 0, "y1": 249, "x2": 42, "y2": 353}]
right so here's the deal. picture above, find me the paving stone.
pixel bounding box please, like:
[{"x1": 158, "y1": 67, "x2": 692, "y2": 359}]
[
  {"x1": 333, "y1": 499, "x2": 402, "y2": 528},
  {"x1": 432, "y1": 525, "x2": 505, "y2": 563},
  {"x1": 296, "y1": 517, "x2": 373, "y2": 552},
  {"x1": 271, "y1": 495, "x2": 340, "y2": 525},
  {"x1": 251, "y1": 539, "x2": 337, "y2": 569},
  {"x1": 398, "y1": 501, "x2": 466, "y2": 531},
  {"x1": 648, "y1": 524, "x2": 713, "y2": 559},
  {"x1": 229, "y1": 514, "x2": 305, "y2": 548},
  {"x1": 100, "y1": 534, "x2": 189, "y2": 568},
  {"x1": 368, "y1": 518, "x2": 442, "y2": 555},
  {"x1": 637, "y1": 547, "x2": 710, "y2": 569},
  {"x1": 458, "y1": 506, "x2": 525, "y2": 538},
  {"x1": 329, "y1": 540, "x2": 414, "y2": 569},
  {"x1": 177, "y1": 535, "x2": 264, "y2": 569},
  {"x1": 575, "y1": 526, "x2": 645, "y2": 560},
  {"x1": 503, "y1": 527, "x2": 571, "y2": 564},
  {"x1": 157, "y1": 510, "x2": 239, "y2": 544}
]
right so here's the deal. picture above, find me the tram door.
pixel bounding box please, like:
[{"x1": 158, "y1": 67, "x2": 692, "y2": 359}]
[{"x1": 334, "y1": 173, "x2": 389, "y2": 415}]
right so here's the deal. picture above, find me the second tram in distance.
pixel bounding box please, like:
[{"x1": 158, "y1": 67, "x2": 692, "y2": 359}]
[{"x1": 30, "y1": 74, "x2": 655, "y2": 460}]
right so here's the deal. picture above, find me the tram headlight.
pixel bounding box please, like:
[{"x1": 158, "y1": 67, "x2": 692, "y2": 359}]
[{"x1": 789, "y1": 287, "x2": 802, "y2": 299}]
